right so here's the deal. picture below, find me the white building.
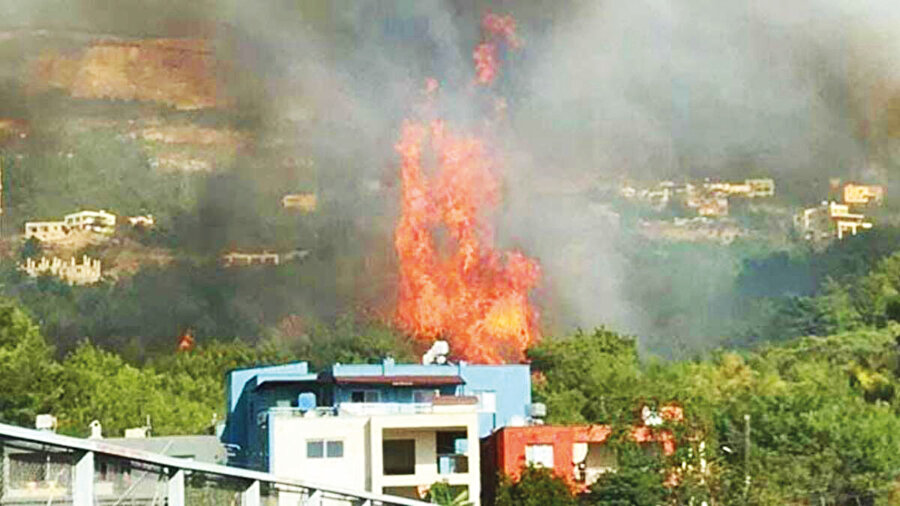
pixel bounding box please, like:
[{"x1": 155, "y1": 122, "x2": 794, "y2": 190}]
[
  {"x1": 267, "y1": 397, "x2": 480, "y2": 505},
  {"x1": 64, "y1": 210, "x2": 116, "y2": 234},
  {"x1": 24, "y1": 221, "x2": 69, "y2": 242}
]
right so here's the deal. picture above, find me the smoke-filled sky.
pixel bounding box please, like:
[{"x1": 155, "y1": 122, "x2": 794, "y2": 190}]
[{"x1": 5, "y1": 0, "x2": 900, "y2": 349}]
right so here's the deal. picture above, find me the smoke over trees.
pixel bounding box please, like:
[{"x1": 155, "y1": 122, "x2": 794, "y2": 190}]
[{"x1": 2, "y1": 1, "x2": 900, "y2": 355}]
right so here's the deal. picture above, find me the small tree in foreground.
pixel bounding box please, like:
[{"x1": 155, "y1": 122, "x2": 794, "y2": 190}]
[
  {"x1": 426, "y1": 481, "x2": 472, "y2": 506},
  {"x1": 495, "y1": 466, "x2": 577, "y2": 506}
]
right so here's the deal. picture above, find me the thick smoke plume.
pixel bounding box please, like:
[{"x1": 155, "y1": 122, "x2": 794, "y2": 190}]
[{"x1": 6, "y1": 1, "x2": 900, "y2": 353}]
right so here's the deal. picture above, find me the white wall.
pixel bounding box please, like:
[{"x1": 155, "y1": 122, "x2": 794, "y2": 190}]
[{"x1": 269, "y1": 413, "x2": 370, "y2": 492}]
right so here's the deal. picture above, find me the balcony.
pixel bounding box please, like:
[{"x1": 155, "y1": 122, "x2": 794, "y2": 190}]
[{"x1": 437, "y1": 454, "x2": 468, "y2": 474}]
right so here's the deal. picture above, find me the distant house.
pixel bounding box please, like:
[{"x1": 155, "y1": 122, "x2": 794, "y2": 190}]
[
  {"x1": 797, "y1": 201, "x2": 873, "y2": 241},
  {"x1": 220, "y1": 252, "x2": 280, "y2": 267},
  {"x1": 64, "y1": 210, "x2": 116, "y2": 234},
  {"x1": 24, "y1": 221, "x2": 69, "y2": 242},
  {"x1": 221, "y1": 358, "x2": 532, "y2": 504},
  {"x1": 843, "y1": 183, "x2": 884, "y2": 205},
  {"x1": 103, "y1": 435, "x2": 225, "y2": 464},
  {"x1": 282, "y1": 193, "x2": 317, "y2": 213},
  {"x1": 24, "y1": 209, "x2": 117, "y2": 243}
]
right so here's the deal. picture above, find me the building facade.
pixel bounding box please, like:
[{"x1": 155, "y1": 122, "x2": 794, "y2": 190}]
[
  {"x1": 480, "y1": 405, "x2": 684, "y2": 504},
  {"x1": 222, "y1": 359, "x2": 532, "y2": 503}
]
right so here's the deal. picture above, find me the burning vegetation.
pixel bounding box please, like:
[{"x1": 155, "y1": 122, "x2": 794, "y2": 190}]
[{"x1": 394, "y1": 14, "x2": 541, "y2": 365}]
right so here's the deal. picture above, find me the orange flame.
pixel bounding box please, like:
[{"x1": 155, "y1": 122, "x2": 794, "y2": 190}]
[
  {"x1": 393, "y1": 14, "x2": 539, "y2": 364},
  {"x1": 473, "y1": 12, "x2": 520, "y2": 85}
]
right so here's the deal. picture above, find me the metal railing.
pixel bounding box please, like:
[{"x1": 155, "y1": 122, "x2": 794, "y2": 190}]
[{"x1": 0, "y1": 422, "x2": 430, "y2": 505}]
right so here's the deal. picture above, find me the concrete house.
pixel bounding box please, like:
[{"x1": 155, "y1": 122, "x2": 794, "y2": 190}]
[{"x1": 221, "y1": 358, "x2": 532, "y2": 504}]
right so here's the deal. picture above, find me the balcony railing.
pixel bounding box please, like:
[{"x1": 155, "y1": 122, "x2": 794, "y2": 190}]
[
  {"x1": 436, "y1": 454, "x2": 468, "y2": 474},
  {"x1": 339, "y1": 402, "x2": 434, "y2": 416}
]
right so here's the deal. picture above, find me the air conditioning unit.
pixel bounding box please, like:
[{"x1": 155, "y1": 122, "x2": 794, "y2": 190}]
[
  {"x1": 528, "y1": 403, "x2": 547, "y2": 418},
  {"x1": 35, "y1": 414, "x2": 57, "y2": 432}
]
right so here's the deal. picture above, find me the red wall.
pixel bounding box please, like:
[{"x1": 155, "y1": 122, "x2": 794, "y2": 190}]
[{"x1": 481, "y1": 421, "x2": 679, "y2": 503}]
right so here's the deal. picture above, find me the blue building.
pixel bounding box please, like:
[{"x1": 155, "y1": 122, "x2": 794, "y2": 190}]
[{"x1": 222, "y1": 358, "x2": 532, "y2": 471}]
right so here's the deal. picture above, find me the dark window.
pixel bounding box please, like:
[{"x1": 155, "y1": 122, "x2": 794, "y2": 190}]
[
  {"x1": 436, "y1": 431, "x2": 467, "y2": 455},
  {"x1": 436, "y1": 431, "x2": 468, "y2": 474},
  {"x1": 307, "y1": 441, "x2": 324, "y2": 458},
  {"x1": 383, "y1": 439, "x2": 415, "y2": 475},
  {"x1": 350, "y1": 390, "x2": 381, "y2": 403},
  {"x1": 326, "y1": 441, "x2": 344, "y2": 458}
]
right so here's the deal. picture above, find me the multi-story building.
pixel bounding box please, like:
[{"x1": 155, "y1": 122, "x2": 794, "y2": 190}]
[
  {"x1": 24, "y1": 210, "x2": 117, "y2": 243},
  {"x1": 64, "y1": 210, "x2": 116, "y2": 234},
  {"x1": 222, "y1": 358, "x2": 532, "y2": 504},
  {"x1": 797, "y1": 201, "x2": 873, "y2": 240},
  {"x1": 480, "y1": 404, "x2": 685, "y2": 504}
]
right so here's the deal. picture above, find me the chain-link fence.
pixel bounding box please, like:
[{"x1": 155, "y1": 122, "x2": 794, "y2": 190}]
[
  {"x1": 0, "y1": 437, "x2": 77, "y2": 504},
  {"x1": 94, "y1": 454, "x2": 168, "y2": 505},
  {"x1": 185, "y1": 470, "x2": 245, "y2": 506}
]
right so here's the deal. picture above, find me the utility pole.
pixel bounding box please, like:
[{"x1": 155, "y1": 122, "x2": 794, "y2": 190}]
[
  {"x1": 744, "y1": 413, "x2": 751, "y2": 500},
  {"x1": 1, "y1": 156, "x2": 4, "y2": 238}
]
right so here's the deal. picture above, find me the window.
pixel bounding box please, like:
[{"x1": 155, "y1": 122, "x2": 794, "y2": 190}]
[
  {"x1": 350, "y1": 390, "x2": 381, "y2": 403},
  {"x1": 307, "y1": 439, "x2": 343, "y2": 459},
  {"x1": 307, "y1": 441, "x2": 324, "y2": 458},
  {"x1": 413, "y1": 389, "x2": 437, "y2": 403},
  {"x1": 326, "y1": 441, "x2": 344, "y2": 458},
  {"x1": 436, "y1": 431, "x2": 468, "y2": 474},
  {"x1": 383, "y1": 439, "x2": 415, "y2": 475},
  {"x1": 525, "y1": 444, "x2": 554, "y2": 468}
]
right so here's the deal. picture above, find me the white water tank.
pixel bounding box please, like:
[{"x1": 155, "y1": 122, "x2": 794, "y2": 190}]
[{"x1": 35, "y1": 414, "x2": 57, "y2": 432}]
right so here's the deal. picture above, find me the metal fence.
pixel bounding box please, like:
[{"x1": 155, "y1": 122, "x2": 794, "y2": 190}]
[{"x1": 0, "y1": 422, "x2": 429, "y2": 506}]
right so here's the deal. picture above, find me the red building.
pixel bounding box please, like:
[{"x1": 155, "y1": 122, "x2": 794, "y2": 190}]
[{"x1": 480, "y1": 405, "x2": 684, "y2": 503}]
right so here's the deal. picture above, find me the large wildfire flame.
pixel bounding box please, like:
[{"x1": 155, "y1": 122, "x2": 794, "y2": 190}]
[{"x1": 393, "y1": 13, "x2": 541, "y2": 364}]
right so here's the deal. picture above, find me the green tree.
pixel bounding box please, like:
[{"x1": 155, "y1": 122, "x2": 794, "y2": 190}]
[
  {"x1": 583, "y1": 443, "x2": 667, "y2": 505},
  {"x1": 19, "y1": 237, "x2": 43, "y2": 260},
  {"x1": 494, "y1": 466, "x2": 577, "y2": 506},
  {"x1": 528, "y1": 327, "x2": 641, "y2": 424},
  {"x1": 425, "y1": 481, "x2": 472, "y2": 506},
  {"x1": 0, "y1": 299, "x2": 60, "y2": 425}
]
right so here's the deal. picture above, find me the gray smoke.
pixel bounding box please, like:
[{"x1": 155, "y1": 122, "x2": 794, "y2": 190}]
[{"x1": 6, "y1": 0, "x2": 900, "y2": 352}]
